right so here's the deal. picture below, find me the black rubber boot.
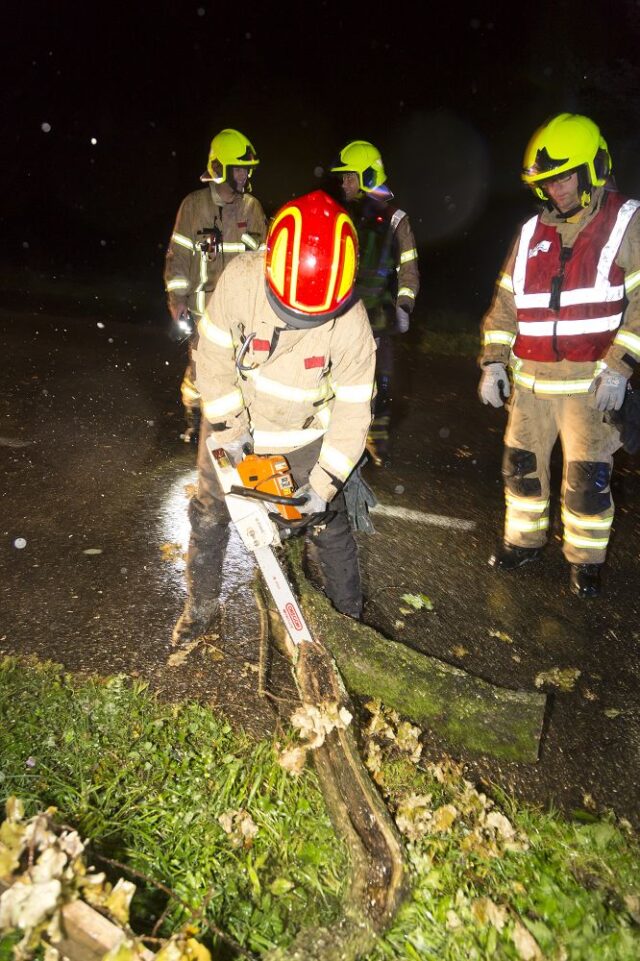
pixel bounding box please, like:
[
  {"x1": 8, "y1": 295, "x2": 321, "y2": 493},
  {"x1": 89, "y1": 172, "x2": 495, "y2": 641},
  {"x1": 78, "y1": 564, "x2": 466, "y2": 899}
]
[
  {"x1": 569, "y1": 563, "x2": 602, "y2": 599},
  {"x1": 489, "y1": 542, "x2": 542, "y2": 570}
]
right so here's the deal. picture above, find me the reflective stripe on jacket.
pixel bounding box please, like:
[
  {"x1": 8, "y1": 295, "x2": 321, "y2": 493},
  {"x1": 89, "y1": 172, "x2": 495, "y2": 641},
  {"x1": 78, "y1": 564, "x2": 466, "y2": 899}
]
[
  {"x1": 193, "y1": 252, "x2": 377, "y2": 502},
  {"x1": 347, "y1": 194, "x2": 420, "y2": 321},
  {"x1": 512, "y1": 193, "x2": 640, "y2": 362},
  {"x1": 481, "y1": 187, "x2": 640, "y2": 382},
  {"x1": 164, "y1": 185, "x2": 267, "y2": 316}
]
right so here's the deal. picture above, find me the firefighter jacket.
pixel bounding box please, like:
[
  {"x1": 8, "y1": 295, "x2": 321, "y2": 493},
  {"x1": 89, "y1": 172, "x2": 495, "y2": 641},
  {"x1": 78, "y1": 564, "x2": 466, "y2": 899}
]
[
  {"x1": 193, "y1": 252, "x2": 377, "y2": 503},
  {"x1": 164, "y1": 184, "x2": 267, "y2": 317},
  {"x1": 481, "y1": 187, "x2": 640, "y2": 395},
  {"x1": 347, "y1": 193, "x2": 420, "y2": 332}
]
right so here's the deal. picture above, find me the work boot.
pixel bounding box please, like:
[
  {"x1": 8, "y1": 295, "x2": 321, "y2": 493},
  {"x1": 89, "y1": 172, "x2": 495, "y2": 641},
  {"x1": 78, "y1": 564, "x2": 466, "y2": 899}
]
[
  {"x1": 365, "y1": 435, "x2": 391, "y2": 468},
  {"x1": 569, "y1": 563, "x2": 602, "y2": 599},
  {"x1": 489, "y1": 542, "x2": 542, "y2": 570},
  {"x1": 181, "y1": 406, "x2": 201, "y2": 445},
  {"x1": 171, "y1": 597, "x2": 220, "y2": 647}
]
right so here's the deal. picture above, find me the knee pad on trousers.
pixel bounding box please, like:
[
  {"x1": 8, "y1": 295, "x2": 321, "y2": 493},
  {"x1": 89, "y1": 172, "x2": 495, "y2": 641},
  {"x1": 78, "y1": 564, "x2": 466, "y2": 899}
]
[
  {"x1": 502, "y1": 446, "x2": 542, "y2": 497},
  {"x1": 565, "y1": 461, "x2": 612, "y2": 514}
]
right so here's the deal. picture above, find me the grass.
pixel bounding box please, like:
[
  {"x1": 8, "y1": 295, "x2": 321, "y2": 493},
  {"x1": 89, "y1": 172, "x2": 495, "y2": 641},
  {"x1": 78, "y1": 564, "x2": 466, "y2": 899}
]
[
  {"x1": 1, "y1": 657, "x2": 639, "y2": 960},
  {"x1": 0, "y1": 656, "x2": 347, "y2": 955},
  {"x1": 412, "y1": 307, "x2": 481, "y2": 358}
]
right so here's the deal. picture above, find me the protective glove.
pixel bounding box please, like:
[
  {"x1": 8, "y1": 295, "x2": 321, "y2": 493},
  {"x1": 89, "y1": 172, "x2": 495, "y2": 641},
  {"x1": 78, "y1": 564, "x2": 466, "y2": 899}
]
[
  {"x1": 296, "y1": 483, "x2": 328, "y2": 515},
  {"x1": 223, "y1": 431, "x2": 253, "y2": 466},
  {"x1": 168, "y1": 302, "x2": 194, "y2": 342},
  {"x1": 593, "y1": 367, "x2": 628, "y2": 412},
  {"x1": 395, "y1": 305, "x2": 411, "y2": 334},
  {"x1": 479, "y1": 363, "x2": 510, "y2": 408}
]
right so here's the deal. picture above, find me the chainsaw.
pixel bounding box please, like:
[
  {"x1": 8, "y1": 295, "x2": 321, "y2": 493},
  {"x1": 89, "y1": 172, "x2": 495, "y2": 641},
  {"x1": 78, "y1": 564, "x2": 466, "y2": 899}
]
[{"x1": 206, "y1": 440, "x2": 318, "y2": 646}]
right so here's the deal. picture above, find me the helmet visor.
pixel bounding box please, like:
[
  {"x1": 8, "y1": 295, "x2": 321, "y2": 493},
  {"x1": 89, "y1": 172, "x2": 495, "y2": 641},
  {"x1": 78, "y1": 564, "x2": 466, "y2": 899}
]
[
  {"x1": 524, "y1": 147, "x2": 571, "y2": 179},
  {"x1": 237, "y1": 146, "x2": 258, "y2": 165}
]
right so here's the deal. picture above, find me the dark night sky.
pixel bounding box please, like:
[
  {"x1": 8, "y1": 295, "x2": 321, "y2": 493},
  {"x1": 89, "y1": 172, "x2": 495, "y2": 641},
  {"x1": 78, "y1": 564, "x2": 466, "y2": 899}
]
[{"x1": 3, "y1": 0, "x2": 640, "y2": 319}]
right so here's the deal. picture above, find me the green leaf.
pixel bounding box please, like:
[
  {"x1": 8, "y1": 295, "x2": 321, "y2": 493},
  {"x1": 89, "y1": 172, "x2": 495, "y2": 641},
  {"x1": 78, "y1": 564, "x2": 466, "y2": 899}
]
[
  {"x1": 269, "y1": 877, "x2": 294, "y2": 896},
  {"x1": 400, "y1": 593, "x2": 434, "y2": 612}
]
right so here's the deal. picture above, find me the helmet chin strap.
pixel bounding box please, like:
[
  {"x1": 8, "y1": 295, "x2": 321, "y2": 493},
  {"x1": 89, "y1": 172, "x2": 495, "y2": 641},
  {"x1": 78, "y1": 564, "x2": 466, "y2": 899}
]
[{"x1": 551, "y1": 198, "x2": 588, "y2": 219}]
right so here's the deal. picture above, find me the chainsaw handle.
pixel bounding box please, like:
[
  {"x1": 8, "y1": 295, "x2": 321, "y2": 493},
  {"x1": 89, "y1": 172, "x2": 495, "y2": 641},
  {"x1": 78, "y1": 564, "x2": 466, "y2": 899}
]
[
  {"x1": 269, "y1": 510, "x2": 336, "y2": 538},
  {"x1": 229, "y1": 484, "x2": 308, "y2": 507}
]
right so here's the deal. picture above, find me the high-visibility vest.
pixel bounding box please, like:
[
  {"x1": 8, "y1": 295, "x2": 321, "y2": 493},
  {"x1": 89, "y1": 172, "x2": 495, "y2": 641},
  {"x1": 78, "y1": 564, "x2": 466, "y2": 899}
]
[{"x1": 512, "y1": 192, "x2": 640, "y2": 363}]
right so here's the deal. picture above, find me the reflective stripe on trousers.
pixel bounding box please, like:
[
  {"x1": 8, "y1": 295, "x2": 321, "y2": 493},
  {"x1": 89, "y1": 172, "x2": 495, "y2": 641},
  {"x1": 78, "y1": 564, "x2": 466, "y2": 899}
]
[{"x1": 502, "y1": 388, "x2": 621, "y2": 564}]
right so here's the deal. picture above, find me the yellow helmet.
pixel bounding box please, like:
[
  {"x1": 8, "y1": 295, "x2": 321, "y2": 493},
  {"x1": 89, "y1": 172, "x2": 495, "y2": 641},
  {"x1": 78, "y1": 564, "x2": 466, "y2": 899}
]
[
  {"x1": 522, "y1": 113, "x2": 611, "y2": 205},
  {"x1": 330, "y1": 140, "x2": 387, "y2": 192},
  {"x1": 202, "y1": 128, "x2": 259, "y2": 184}
]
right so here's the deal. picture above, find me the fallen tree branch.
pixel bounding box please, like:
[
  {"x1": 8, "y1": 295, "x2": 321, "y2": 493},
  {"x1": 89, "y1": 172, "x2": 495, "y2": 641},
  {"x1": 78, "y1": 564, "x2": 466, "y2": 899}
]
[{"x1": 283, "y1": 542, "x2": 546, "y2": 764}]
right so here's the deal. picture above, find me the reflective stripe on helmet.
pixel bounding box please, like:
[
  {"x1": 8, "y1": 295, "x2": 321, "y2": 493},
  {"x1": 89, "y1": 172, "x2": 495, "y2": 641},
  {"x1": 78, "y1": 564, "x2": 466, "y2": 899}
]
[
  {"x1": 268, "y1": 204, "x2": 356, "y2": 314},
  {"x1": 265, "y1": 191, "x2": 358, "y2": 322}
]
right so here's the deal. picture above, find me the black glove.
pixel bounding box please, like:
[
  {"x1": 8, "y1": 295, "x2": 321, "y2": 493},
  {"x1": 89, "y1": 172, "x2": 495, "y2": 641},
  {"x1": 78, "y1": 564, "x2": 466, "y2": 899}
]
[{"x1": 605, "y1": 383, "x2": 640, "y2": 455}]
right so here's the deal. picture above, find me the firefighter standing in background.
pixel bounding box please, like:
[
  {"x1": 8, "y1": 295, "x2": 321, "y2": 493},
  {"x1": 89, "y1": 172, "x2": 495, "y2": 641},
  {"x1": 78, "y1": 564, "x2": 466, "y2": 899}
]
[
  {"x1": 331, "y1": 141, "x2": 420, "y2": 466},
  {"x1": 479, "y1": 113, "x2": 640, "y2": 598},
  {"x1": 171, "y1": 190, "x2": 376, "y2": 645},
  {"x1": 164, "y1": 128, "x2": 267, "y2": 443}
]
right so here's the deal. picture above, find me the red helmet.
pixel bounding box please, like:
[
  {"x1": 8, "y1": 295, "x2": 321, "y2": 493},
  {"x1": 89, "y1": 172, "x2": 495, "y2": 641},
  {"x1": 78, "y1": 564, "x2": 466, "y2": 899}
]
[{"x1": 265, "y1": 190, "x2": 358, "y2": 328}]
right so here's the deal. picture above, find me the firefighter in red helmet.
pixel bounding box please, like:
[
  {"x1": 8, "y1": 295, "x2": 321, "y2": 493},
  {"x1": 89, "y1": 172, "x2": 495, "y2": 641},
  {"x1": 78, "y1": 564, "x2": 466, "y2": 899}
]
[
  {"x1": 171, "y1": 190, "x2": 376, "y2": 645},
  {"x1": 480, "y1": 113, "x2": 640, "y2": 599}
]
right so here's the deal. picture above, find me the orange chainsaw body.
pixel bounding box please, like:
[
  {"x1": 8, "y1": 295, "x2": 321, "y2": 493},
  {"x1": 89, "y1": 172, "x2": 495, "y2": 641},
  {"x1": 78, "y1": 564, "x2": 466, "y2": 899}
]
[{"x1": 236, "y1": 454, "x2": 302, "y2": 521}]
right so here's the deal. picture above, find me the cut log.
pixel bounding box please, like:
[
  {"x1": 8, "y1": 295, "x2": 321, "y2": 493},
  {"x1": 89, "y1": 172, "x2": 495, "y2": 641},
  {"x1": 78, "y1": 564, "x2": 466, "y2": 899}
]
[
  {"x1": 283, "y1": 543, "x2": 547, "y2": 764},
  {"x1": 0, "y1": 880, "x2": 154, "y2": 961}
]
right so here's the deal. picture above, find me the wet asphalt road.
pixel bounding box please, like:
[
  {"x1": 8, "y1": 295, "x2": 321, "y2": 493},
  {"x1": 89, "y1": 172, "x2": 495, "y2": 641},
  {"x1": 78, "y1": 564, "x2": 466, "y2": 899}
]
[{"x1": 1, "y1": 307, "x2": 639, "y2": 827}]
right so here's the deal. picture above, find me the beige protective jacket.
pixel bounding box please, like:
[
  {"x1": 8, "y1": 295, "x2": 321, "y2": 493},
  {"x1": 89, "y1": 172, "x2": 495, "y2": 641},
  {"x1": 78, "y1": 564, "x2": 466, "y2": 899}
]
[
  {"x1": 193, "y1": 252, "x2": 377, "y2": 502},
  {"x1": 481, "y1": 187, "x2": 640, "y2": 389},
  {"x1": 164, "y1": 184, "x2": 267, "y2": 316}
]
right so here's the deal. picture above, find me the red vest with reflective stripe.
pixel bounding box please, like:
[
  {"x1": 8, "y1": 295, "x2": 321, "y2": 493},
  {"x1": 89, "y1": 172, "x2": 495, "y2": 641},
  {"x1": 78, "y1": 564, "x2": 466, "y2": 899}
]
[{"x1": 512, "y1": 192, "x2": 630, "y2": 363}]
